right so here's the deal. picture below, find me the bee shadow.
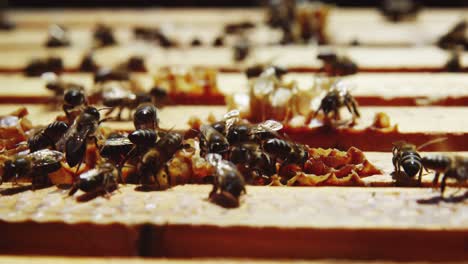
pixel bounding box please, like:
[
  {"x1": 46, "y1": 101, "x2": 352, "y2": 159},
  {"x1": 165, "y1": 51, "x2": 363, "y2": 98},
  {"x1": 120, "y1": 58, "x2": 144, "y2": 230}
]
[
  {"x1": 417, "y1": 190, "x2": 468, "y2": 205},
  {"x1": 0, "y1": 184, "x2": 50, "y2": 196}
]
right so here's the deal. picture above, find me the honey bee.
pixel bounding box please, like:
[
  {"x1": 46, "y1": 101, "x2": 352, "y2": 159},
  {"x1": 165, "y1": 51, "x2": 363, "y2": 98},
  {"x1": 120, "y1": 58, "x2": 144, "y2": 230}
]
[
  {"x1": 100, "y1": 83, "x2": 152, "y2": 120},
  {"x1": 24, "y1": 57, "x2": 63, "y2": 77},
  {"x1": 229, "y1": 142, "x2": 277, "y2": 183},
  {"x1": 263, "y1": 137, "x2": 309, "y2": 172},
  {"x1": 99, "y1": 133, "x2": 133, "y2": 183},
  {"x1": 245, "y1": 64, "x2": 288, "y2": 79},
  {"x1": 1, "y1": 149, "x2": 64, "y2": 188},
  {"x1": 227, "y1": 119, "x2": 283, "y2": 145},
  {"x1": 200, "y1": 124, "x2": 230, "y2": 156},
  {"x1": 392, "y1": 138, "x2": 447, "y2": 184},
  {"x1": 68, "y1": 163, "x2": 118, "y2": 202},
  {"x1": 55, "y1": 107, "x2": 104, "y2": 170},
  {"x1": 93, "y1": 24, "x2": 116, "y2": 47},
  {"x1": 133, "y1": 103, "x2": 159, "y2": 131},
  {"x1": 79, "y1": 51, "x2": 99, "y2": 72},
  {"x1": 28, "y1": 121, "x2": 69, "y2": 152},
  {"x1": 206, "y1": 153, "x2": 246, "y2": 208},
  {"x1": 310, "y1": 82, "x2": 360, "y2": 124},
  {"x1": 317, "y1": 51, "x2": 358, "y2": 76},
  {"x1": 422, "y1": 155, "x2": 468, "y2": 195},
  {"x1": 233, "y1": 38, "x2": 250, "y2": 62}
]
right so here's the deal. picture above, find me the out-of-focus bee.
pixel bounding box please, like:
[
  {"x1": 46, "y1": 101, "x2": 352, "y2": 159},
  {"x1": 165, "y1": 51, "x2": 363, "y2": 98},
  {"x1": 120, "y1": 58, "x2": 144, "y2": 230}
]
[
  {"x1": 100, "y1": 83, "x2": 152, "y2": 120},
  {"x1": 68, "y1": 163, "x2": 118, "y2": 202},
  {"x1": 1, "y1": 149, "x2": 64, "y2": 187},
  {"x1": 437, "y1": 20, "x2": 467, "y2": 50},
  {"x1": 28, "y1": 121, "x2": 69, "y2": 152},
  {"x1": 392, "y1": 138, "x2": 447, "y2": 184},
  {"x1": 444, "y1": 46, "x2": 463, "y2": 73},
  {"x1": 206, "y1": 153, "x2": 246, "y2": 208},
  {"x1": 310, "y1": 83, "x2": 360, "y2": 124},
  {"x1": 93, "y1": 24, "x2": 116, "y2": 47},
  {"x1": 317, "y1": 51, "x2": 358, "y2": 76},
  {"x1": 379, "y1": 0, "x2": 421, "y2": 22},
  {"x1": 45, "y1": 24, "x2": 70, "y2": 48},
  {"x1": 42, "y1": 72, "x2": 87, "y2": 112},
  {"x1": 245, "y1": 64, "x2": 288, "y2": 79},
  {"x1": 114, "y1": 56, "x2": 147, "y2": 72},
  {"x1": 422, "y1": 155, "x2": 468, "y2": 195},
  {"x1": 133, "y1": 103, "x2": 159, "y2": 130},
  {"x1": 56, "y1": 107, "x2": 104, "y2": 170},
  {"x1": 233, "y1": 38, "x2": 250, "y2": 62},
  {"x1": 79, "y1": 51, "x2": 99, "y2": 72},
  {"x1": 24, "y1": 57, "x2": 63, "y2": 77},
  {"x1": 227, "y1": 119, "x2": 283, "y2": 145}
]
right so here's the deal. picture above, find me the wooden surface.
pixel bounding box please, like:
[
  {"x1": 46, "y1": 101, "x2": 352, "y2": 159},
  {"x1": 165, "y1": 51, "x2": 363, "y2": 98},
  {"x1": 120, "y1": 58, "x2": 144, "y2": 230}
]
[
  {"x1": 0, "y1": 185, "x2": 466, "y2": 260},
  {"x1": 0, "y1": 46, "x2": 466, "y2": 72},
  {"x1": 2, "y1": 72, "x2": 468, "y2": 106}
]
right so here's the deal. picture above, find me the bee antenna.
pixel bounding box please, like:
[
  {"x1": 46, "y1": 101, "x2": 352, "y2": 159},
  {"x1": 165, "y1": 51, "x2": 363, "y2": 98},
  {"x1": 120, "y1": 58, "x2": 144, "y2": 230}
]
[{"x1": 417, "y1": 137, "x2": 448, "y2": 151}]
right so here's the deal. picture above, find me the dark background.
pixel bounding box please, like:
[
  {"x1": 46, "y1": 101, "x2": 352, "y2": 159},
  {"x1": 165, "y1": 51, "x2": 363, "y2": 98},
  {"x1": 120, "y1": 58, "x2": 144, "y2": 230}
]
[{"x1": 5, "y1": 0, "x2": 468, "y2": 8}]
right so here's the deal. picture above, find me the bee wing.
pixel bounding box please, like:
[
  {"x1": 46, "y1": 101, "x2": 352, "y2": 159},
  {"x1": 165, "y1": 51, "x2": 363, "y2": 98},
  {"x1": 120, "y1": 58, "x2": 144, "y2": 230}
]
[
  {"x1": 27, "y1": 149, "x2": 64, "y2": 167},
  {"x1": 206, "y1": 153, "x2": 223, "y2": 167},
  {"x1": 251, "y1": 120, "x2": 283, "y2": 135},
  {"x1": 55, "y1": 120, "x2": 77, "y2": 152},
  {"x1": 223, "y1": 109, "x2": 240, "y2": 132}
]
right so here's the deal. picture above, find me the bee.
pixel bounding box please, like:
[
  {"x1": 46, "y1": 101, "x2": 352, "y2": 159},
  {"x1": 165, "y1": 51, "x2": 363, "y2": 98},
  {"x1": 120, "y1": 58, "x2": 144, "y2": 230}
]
[
  {"x1": 392, "y1": 138, "x2": 447, "y2": 184},
  {"x1": 24, "y1": 57, "x2": 63, "y2": 77},
  {"x1": 233, "y1": 38, "x2": 250, "y2": 62},
  {"x1": 245, "y1": 65, "x2": 288, "y2": 79},
  {"x1": 444, "y1": 46, "x2": 462, "y2": 73},
  {"x1": 310, "y1": 83, "x2": 360, "y2": 123},
  {"x1": 45, "y1": 24, "x2": 70, "y2": 48},
  {"x1": 62, "y1": 85, "x2": 88, "y2": 122},
  {"x1": 68, "y1": 163, "x2": 118, "y2": 202},
  {"x1": 28, "y1": 121, "x2": 69, "y2": 152},
  {"x1": 56, "y1": 106, "x2": 104, "y2": 171},
  {"x1": 229, "y1": 142, "x2": 277, "y2": 182},
  {"x1": 227, "y1": 119, "x2": 283, "y2": 145},
  {"x1": 100, "y1": 83, "x2": 152, "y2": 120},
  {"x1": 263, "y1": 137, "x2": 309, "y2": 171},
  {"x1": 422, "y1": 155, "x2": 468, "y2": 195},
  {"x1": 79, "y1": 51, "x2": 99, "y2": 72},
  {"x1": 379, "y1": 0, "x2": 420, "y2": 22},
  {"x1": 200, "y1": 124, "x2": 230, "y2": 156},
  {"x1": 94, "y1": 68, "x2": 130, "y2": 83},
  {"x1": 1, "y1": 149, "x2": 64, "y2": 188},
  {"x1": 99, "y1": 133, "x2": 133, "y2": 182},
  {"x1": 133, "y1": 103, "x2": 159, "y2": 130},
  {"x1": 206, "y1": 153, "x2": 246, "y2": 208},
  {"x1": 437, "y1": 20, "x2": 467, "y2": 50},
  {"x1": 317, "y1": 51, "x2": 358, "y2": 76},
  {"x1": 93, "y1": 24, "x2": 116, "y2": 47}
]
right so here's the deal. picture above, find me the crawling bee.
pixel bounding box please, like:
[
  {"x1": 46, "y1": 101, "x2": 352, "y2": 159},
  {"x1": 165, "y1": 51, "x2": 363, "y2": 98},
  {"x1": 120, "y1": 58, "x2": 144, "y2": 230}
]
[
  {"x1": 422, "y1": 155, "x2": 468, "y2": 195},
  {"x1": 233, "y1": 38, "x2": 250, "y2": 62},
  {"x1": 245, "y1": 64, "x2": 288, "y2": 79},
  {"x1": 42, "y1": 72, "x2": 87, "y2": 114},
  {"x1": 28, "y1": 121, "x2": 69, "y2": 152},
  {"x1": 56, "y1": 107, "x2": 105, "y2": 171},
  {"x1": 317, "y1": 51, "x2": 358, "y2": 76},
  {"x1": 99, "y1": 133, "x2": 133, "y2": 182},
  {"x1": 100, "y1": 83, "x2": 152, "y2": 120},
  {"x1": 227, "y1": 119, "x2": 283, "y2": 145},
  {"x1": 207, "y1": 153, "x2": 246, "y2": 208},
  {"x1": 133, "y1": 103, "x2": 159, "y2": 130},
  {"x1": 392, "y1": 138, "x2": 447, "y2": 184},
  {"x1": 310, "y1": 83, "x2": 360, "y2": 124},
  {"x1": 263, "y1": 138, "x2": 309, "y2": 173},
  {"x1": 62, "y1": 86, "x2": 88, "y2": 122},
  {"x1": 229, "y1": 142, "x2": 277, "y2": 183},
  {"x1": 68, "y1": 163, "x2": 118, "y2": 202},
  {"x1": 1, "y1": 149, "x2": 64, "y2": 188},
  {"x1": 79, "y1": 52, "x2": 99, "y2": 72}
]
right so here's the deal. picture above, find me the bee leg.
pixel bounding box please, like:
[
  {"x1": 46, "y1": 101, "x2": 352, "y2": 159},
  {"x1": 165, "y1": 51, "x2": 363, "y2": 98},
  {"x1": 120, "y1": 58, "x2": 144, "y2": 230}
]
[
  {"x1": 62, "y1": 104, "x2": 73, "y2": 123},
  {"x1": 116, "y1": 106, "x2": 124, "y2": 121},
  {"x1": 417, "y1": 167, "x2": 423, "y2": 186},
  {"x1": 73, "y1": 158, "x2": 84, "y2": 179},
  {"x1": 440, "y1": 174, "x2": 448, "y2": 196},
  {"x1": 432, "y1": 172, "x2": 440, "y2": 188},
  {"x1": 104, "y1": 107, "x2": 116, "y2": 118},
  {"x1": 68, "y1": 184, "x2": 79, "y2": 196}
]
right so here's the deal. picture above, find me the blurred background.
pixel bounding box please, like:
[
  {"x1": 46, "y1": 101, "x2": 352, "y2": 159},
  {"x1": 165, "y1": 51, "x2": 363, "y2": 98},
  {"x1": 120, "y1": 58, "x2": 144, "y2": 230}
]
[{"x1": 4, "y1": 0, "x2": 468, "y2": 7}]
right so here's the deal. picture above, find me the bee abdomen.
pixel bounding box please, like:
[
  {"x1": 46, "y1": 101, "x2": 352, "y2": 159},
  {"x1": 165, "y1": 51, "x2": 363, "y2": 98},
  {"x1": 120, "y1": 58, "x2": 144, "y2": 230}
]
[
  {"x1": 400, "y1": 151, "x2": 422, "y2": 177},
  {"x1": 44, "y1": 121, "x2": 69, "y2": 142},
  {"x1": 421, "y1": 155, "x2": 451, "y2": 172},
  {"x1": 128, "y1": 129, "x2": 157, "y2": 145},
  {"x1": 263, "y1": 138, "x2": 292, "y2": 158}
]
